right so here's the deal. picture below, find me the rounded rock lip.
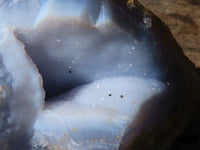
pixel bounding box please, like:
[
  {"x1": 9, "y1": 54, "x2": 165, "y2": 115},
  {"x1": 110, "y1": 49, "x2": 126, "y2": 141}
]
[{"x1": 111, "y1": 0, "x2": 200, "y2": 150}]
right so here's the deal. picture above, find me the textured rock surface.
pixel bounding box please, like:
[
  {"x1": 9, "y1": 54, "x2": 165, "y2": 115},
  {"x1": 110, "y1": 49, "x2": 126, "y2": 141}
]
[
  {"x1": 139, "y1": 0, "x2": 200, "y2": 68},
  {"x1": 137, "y1": 0, "x2": 200, "y2": 149}
]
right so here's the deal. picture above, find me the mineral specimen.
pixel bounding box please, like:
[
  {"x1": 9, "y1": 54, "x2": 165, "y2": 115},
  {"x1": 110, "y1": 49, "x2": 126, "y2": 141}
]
[{"x1": 0, "y1": 0, "x2": 199, "y2": 150}]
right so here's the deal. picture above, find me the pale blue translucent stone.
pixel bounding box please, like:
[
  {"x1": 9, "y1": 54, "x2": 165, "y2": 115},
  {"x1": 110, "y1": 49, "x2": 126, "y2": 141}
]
[
  {"x1": 0, "y1": 0, "x2": 166, "y2": 150},
  {"x1": 0, "y1": 0, "x2": 40, "y2": 27},
  {"x1": 35, "y1": 0, "x2": 101, "y2": 25},
  {"x1": 0, "y1": 25, "x2": 44, "y2": 149},
  {"x1": 33, "y1": 77, "x2": 165, "y2": 149}
]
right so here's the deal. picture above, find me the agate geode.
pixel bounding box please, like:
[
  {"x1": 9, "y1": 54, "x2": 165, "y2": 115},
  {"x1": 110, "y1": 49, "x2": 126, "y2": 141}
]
[{"x1": 0, "y1": 0, "x2": 199, "y2": 150}]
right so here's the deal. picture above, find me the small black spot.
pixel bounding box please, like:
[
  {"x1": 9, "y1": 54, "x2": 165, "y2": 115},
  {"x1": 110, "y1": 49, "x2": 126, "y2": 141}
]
[
  {"x1": 120, "y1": 95, "x2": 124, "y2": 98},
  {"x1": 109, "y1": 94, "x2": 112, "y2": 97},
  {"x1": 69, "y1": 70, "x2": 72, "y2": 74}
]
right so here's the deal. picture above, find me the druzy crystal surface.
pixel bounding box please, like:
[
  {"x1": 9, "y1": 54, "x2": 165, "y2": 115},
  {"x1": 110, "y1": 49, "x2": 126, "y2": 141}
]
[{"x1": 0, "y1": 0, "x2": 199, "y2": 150}]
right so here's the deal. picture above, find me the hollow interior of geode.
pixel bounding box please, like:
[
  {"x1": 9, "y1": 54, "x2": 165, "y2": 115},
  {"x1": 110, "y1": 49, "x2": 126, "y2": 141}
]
[
  {"x1": 14, "y1": 18, "x2": 165, "y2": 150},
  {"x1": 15, "y1": 18, "x2": 161, "y2": 99},
  {"x1": 0, "y1": 0, "x2": 167, "y2": 149},
  {"x1": 14, "y1": 0, "x2": 162, "y2": 99}
]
